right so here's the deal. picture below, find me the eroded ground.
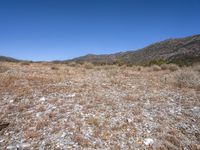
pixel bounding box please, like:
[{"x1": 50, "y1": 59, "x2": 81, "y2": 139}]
[{"x1": 0, "y1": 62, "x2": 199, "y2": 150}]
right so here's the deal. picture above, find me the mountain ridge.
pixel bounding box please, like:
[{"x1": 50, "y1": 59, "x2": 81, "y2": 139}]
[{"x1": 70, "y1": 34, "x2": 200, "y2": 65}]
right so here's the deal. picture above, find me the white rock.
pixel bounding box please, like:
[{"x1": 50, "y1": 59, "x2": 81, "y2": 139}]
[
  {"x1": 61, "y1": 132, "x2": 67, "y2": 138},
  {"x1": 9, "y1": 100, "x2": 14, "y2": 103},
  {"x1": 67, "y1": 93, "x2": 75, "y2": 98},
  {"x1": 21, "y1": 143, "x2": 30, "y2": 148},
  {"x1": 6, "y1": 145, "x2": 15, "y2": 149},
  {"x1": 143, "y1": 138, "x2": 154, "y2": 145},
  {"x1": 40, "y1": 97, "x2": 46, "y2": 101}
]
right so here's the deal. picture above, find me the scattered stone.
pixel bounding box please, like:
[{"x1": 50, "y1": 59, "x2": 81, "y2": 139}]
[{"x1": 143, "y1": 138, "x2": 154, "y2": 145}]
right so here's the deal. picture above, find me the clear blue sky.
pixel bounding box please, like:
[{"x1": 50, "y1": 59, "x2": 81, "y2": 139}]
[{"x1": 0, "y1": 0, "x2": 200, "y2": 61}]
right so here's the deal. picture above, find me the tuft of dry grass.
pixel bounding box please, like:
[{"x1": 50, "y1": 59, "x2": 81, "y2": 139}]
[
  {"x1": 87, "y1": 117, "x2": 99, "y2": 126},
  {"x1": 36, "y1": 118, "x2": 49, "y2": 130},
  {"x1": 24, "y1": 130, "x2": 41, "y2": 139},
  {"x1": 175, "y1": 69, "x2": 200, "y2": 89}
]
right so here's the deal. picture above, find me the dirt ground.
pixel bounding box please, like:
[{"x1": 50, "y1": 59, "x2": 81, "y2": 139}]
[{"x1": 0, "y1": 62, "x2": 199, "y2": 150}]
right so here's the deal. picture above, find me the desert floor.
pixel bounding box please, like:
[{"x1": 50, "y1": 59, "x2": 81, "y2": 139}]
[{"x1": 0, "y1": 62, "x2": 199, "y2": 150}]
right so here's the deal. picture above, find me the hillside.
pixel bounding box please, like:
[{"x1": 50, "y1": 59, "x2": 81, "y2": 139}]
[
  {"x1": 71, "y1": 34, "x2": 200, "y2": 65},
  {"x1": 0, "y1": 56, "x2": 19, "y2": 62}
]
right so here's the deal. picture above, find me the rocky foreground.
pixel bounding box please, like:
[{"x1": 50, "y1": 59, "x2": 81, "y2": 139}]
[{"x1": 0, "y1": 62, "x2": 199, "y2": 150}]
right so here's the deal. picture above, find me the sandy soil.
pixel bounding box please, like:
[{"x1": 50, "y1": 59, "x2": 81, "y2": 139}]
[{"x1": 0, "y1": 62, "x2": 199, "y2": 150}]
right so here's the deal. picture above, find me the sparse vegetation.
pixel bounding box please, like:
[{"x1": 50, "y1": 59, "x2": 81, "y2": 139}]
[
  {"x1": 0, "y1": 62, "x2": 199, "y2": 149},
  {"x1": 175, "y1": 69, "x2": 200, "y2": 89}
]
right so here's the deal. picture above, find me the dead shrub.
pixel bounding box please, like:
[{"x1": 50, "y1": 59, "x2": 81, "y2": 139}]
[
  {"x1": 84, "y1": 63, "x2": 94, "y2": 69},
  {"x1": 175, "y1": 69, "x2": 200, "y2": 89},
  {"x1": 168, "y1": 64, "x2": 179, "y2": 72},
  {"x1": 151, "y1": 65, "x2": 161, "y2": 71}
]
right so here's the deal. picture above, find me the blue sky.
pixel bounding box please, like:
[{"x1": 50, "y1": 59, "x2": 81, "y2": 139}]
[{"x1": 0, "y1": 0, "x2": 200, "y2": 61}]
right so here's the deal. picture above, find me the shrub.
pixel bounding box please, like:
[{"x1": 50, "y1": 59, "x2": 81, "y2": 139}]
[
  {"x1": 193, "y1": 64, "x2": 200, "y2": 72},
  {"x1": 168, "y1": 64, "x2": 179, "y2": 72},
  {"x1": 51, "y1": 66, "x2": 59, "y2": 70},
  {"x1": 0, "y1": 65, "x2": 9, "y2": 73},
  {"x1": 21, "y1": 62, "x2": 31, "y2": 66},
  {"x1": 160, "y1": 64, "x2": 168, "y2": 70},
  {"x1": 68, "y1": 62, "x2": 77, "y2": 67},
  {"x1": 175, "y1": 69, "x2": 200, "y2": 89},
  {"x1": 151, "y1": 65, "x2": 161, "y2": 71},
  {"x1": 137, "y1": 67, "x2": 141, "y2": 71},
  {"x1": 84, "y1": 63, "x2": 94, "y2": 69}
]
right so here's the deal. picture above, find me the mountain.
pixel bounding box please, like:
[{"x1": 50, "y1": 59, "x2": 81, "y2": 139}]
[
  {"x1": 0, "y1": 56, "x2": 19, "y2": 62},
  {"x1": 70, "y1": 34, "x2": 200, "y2": 66}
]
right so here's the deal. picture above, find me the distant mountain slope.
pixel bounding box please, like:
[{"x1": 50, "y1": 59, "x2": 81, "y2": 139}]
[
  {"x1": 0, "y1": 56, "x2": 19, "y2": 62},
  {"x1": 71, "y1": 34, "x2": 200, "y2": 65}
]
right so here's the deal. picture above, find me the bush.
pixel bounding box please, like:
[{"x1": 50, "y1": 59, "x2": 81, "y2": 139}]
[
  {"x1": 68, "y1": 62, "x2": 77, "y2": 67},
  {"x1": 168, "y1": 64, "x2": 179, "y2": 72},
  {"x1": 160, "y1": 64, "x2": 168, "y2": 70},
  {"x1": 193, "y1": 64, "x2": 200, "y2": 72},
  {"x1": 151, "y1": 65, "x2": 161, "y2": 71},
  {"x1": 21, "y1": 62, "x2": 31, "y2": 66},
  {"x1": 175, "y1": 69, "x2": 200, "y2": 89},
  {"x1": 51, "y1": 66, "x2": 59, "y2": 70},
  {"x1": 0, "y1": 65, "x2": 9, "y2": 73},
  {"x1": 84, "y1": 63, "x2": 94, "y2": 69}
]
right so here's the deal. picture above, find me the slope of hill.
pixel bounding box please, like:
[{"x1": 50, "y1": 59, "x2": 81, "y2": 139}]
[
  {"x1": 71, "y1": 34, "x2": 200, "y2": 65},
  {"x1": 0, "y1": 56, "x2": 19, "y2": 62}
]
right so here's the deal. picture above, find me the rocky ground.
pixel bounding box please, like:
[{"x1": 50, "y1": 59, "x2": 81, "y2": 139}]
[{"x1": 0, "y1": 62, "x2": 199, "y2": 150}]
